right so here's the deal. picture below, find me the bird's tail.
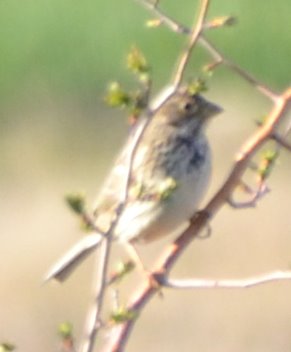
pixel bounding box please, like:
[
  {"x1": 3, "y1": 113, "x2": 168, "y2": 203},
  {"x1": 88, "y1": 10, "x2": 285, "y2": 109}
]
[{"x1": 44, "y1": 234, "x2": 103, "y2": 282}]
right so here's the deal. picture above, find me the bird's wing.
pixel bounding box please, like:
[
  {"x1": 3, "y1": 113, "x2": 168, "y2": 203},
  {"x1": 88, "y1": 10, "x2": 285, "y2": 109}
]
[{"x1": 94, "y1": 117, "x2": 148, "y2": 217}]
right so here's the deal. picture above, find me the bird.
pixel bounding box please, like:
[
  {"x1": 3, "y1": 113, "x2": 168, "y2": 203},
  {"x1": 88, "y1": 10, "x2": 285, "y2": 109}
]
[{"x1": 45, "y1": 87, "x2": 222, "y2": 282}]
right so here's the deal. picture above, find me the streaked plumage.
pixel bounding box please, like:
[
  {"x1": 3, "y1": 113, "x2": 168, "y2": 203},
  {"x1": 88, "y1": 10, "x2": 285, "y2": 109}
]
[{"x1": 45, "y1": 88, "x2": 222, "y2": 282}]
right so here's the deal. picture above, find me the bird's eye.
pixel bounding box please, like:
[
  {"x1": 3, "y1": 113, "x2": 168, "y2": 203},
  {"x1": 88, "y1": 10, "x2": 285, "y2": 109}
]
[
  {"x1": 183, "y1": 102, "x2": 193, "y2": 111},
  {"x1": 183, "y1": 99, "x2": 199, "y2": 114}
]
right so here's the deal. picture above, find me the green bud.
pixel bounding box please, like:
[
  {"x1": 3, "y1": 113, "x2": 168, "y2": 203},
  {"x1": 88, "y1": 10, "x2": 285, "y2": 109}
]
[
  {"x1": 65, "y1": 193, "x2": 85, "y2": 215},
  {"x1": 258, "y1": 149, "x2": 279, "y2": 180},
  {"x1": 256, "y1": 115, "x2": 268, "y2": 126},
  {"x1": 105, "y1": 82, "x2": 132, "y2": 108},
  {"x1": 146, "y1": 18, "x2": 162, "y2": 28},
  {"x1": 202, "y1": 61, "x2": 221, "y2": 75},
  {"x1": 58, "y1": 322, "x2": 73, "y2": 338},
  {"x1": 127, "y1": 46, "x2": 150, "y2": 76},
  {"x1": 207, "y1": 16, "x2": 237, "y2": 29},
  {"x1": 107, "y1": 260, "x2": 135, "y2": 285},
  {"x1": 187, "y1": 78, "x2": 208, "y2": 95},
  {"x1": 110, "y1": 307, "x2": 137, "y2": 324},
  {"x1": 158, "y1": 177, "x2": 177, "y2": 201}
]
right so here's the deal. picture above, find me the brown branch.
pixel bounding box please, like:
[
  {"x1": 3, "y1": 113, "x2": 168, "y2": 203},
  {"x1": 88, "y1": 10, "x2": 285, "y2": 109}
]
[
  {"x1": 80, "y1": 237, "x2": 112, "y2": 352},
  {"x1": 171, "y1": 0, "x2": 210, "y2": 88},
  {"x1": 102, "y1": 88, "x2": 291, "y2": 352},
  {"x1": 227, "y1": 181, "x2": 270, "y2": 209},
  {"x1": 199, "y1": 36, "x2": 278, "y2": 101},
  {"x1": 138, "y1": 0, "x2": 278, "y2": 100},
  {"x1": 137, "y1": 0, "x2": 189, "y2": 34}
]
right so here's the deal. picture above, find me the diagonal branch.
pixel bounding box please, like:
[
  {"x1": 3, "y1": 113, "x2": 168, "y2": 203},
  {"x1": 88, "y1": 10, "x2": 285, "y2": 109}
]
[
  {"x1": 199, "y1": 36, "x2": 278, "y2": 101},
  {"x1": 138, "y1": 0, "x2": 278, "y2": 101},
  {"x1": 103, "y1": 87, "x2": 291, "y2": 352},
  {"x1": 171, "y1": 0, "x2": 210, "y2": 88},
  {"x1": 136, "y1": 0, "x2": 191, "y2": 34},
  {"x1": 137, "y1": 0, "x2": 189, "y2": 34}
]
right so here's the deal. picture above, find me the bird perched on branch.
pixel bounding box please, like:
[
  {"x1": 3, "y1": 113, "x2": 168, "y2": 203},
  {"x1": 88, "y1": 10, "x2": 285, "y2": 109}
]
[{"x1": 45, "y1": 87, "x2": 222, "y2": 282}]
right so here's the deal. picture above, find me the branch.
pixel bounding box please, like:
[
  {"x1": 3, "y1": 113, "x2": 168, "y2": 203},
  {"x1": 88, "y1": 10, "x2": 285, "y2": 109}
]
[
  {"x1": 227, "y1": 181, "x2": 270, "y2": 209},
  {"x1": 171, "y1": 0, "x2": 210, "y2": 88},
  {"x1": 103, "y1": 87, "x2": 291, "y2": 352},
  {"x1": 199, "y1": 36, "x2": 278, "y2": 101},
  {"x1": 161, "y1": 270, "x2": 291, "y2": 289},
  {"x1": 136, "y1": 0, "x2": 191, "y2": 34},
  {"x1": 79, "y1": 237, "x2": 112, "y2": 352},
  {"x1": 138, "y1": 0, "x2": 278, "y2": 100},
  {"x1": 137, "y1": 0, "x2": 189, "y2": 34}
]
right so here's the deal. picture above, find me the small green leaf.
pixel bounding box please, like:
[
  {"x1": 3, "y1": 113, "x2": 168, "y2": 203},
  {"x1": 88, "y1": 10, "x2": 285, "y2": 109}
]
[
  {"x1": 130, "y1": 181, "x2": 146, "y2": 199},
  {"x1": 256, "y1": 115, "x2": 268, "y2": 126},
  {"x1": 108, "y1": 260, "x2": 135, "y2": 285},
  {"x1": 187, "y1": 78, "x2": 208, "y2": 95},
  {"x1": 258, "y1": 149, "x2": 279, "y2": 180},
  {"x1": 127, "y1": 46, "x2": 150, "y2": 77},
  {"x1": 116, "y1": 260, "x2": 135, "y2": 278},
  {"x1": 207, "y1": 16, "x2": 237, "y2": 29},
  {"x1": 104, "y1": 82, "x2": 132, "y2": 108},
  {"x1": 58, "y1": 322, "x2": 73, "y2": 338},
  {"x1": 158, "y1": 177, "x2": 177, "y2": 201},
  {"x1": 110, "y1": 307, "x2": 138, "y2": 324},
  {"x1": 146, "y1": 18, "x2": 162, "y2": 28},
  {"x1": 65, "y1": 193, "x2": 85, "y2": 215}
]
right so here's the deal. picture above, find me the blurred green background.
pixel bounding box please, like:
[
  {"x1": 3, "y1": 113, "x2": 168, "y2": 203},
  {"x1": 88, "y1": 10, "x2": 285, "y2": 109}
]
[{"x1": 1, "y1": 0, "x2": 291, "y2": 351}]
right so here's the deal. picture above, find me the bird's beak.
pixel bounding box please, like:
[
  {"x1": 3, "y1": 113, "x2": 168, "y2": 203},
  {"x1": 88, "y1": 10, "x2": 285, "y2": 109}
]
[{"x1": 205, "y1": 100, "x2": 223, "y2": 117}]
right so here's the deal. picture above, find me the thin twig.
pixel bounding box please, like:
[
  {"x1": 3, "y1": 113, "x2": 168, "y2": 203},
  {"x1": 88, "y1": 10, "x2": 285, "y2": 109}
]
[
  {"x1": 228, "y1": 181, "x2": 270, "y2": 209},
  {"x1": 199, "y1": 36, "x2": 278, "y2": 101},
  {"x1": 171, "y1": 0, "x2": 210, "y2": 88},
  {"x1": 80, "y1": 237, "x2": 112, "y2": 352},
  {"x1": 205, "y1": 88, "x2": 291, "y2": 217},
  {"x1": 136, "y1": 0, "x2": 189, "y2": 34},
  {"x1": 81, "y1": 212, "x2": 106, "y2": 236},
  {"x1": 161, "y1": 271, "x2": 291, "y2": 289},
  {"x1": 138, "y1": 0, "x2": 278, "y2": 100}
]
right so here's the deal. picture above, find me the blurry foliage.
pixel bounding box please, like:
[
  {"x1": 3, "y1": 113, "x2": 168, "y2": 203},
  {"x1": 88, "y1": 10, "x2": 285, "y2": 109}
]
[
  {"x1": 0, "y1": 0, "x2": 290, "y2": 107},
  {"x1": 0, "y1": 343, "x2": 15, "y2": 352}
]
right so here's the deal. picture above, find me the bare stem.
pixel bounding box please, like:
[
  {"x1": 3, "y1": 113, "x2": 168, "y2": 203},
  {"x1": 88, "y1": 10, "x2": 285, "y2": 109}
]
[
  {"x1": 199, "y1": 36, "x2": 278, "y2": 101},
  {"x1": 139, "y1": 0, "x2": 278, "y2": 100},
  {"x1": 162, "y1": 271, "x2": 291, "y2": 289},
  {"x1": 227, "y1": 181, "x2": 270, "y2": 209},
  {"x1": 171, "y1": 0, "x2": 210, "y2": 88},
  {"x1": 79, "y1": 237, "x2": 112, "y2": 352},
  {"x1": 136, "y1": 0, "x2": 189, "y2": 34}
]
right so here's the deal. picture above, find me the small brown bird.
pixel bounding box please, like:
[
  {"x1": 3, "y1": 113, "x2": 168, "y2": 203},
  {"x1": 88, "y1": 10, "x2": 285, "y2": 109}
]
[{"x1": 45, "y1": 87, "x2": 222, "y2": 282}]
